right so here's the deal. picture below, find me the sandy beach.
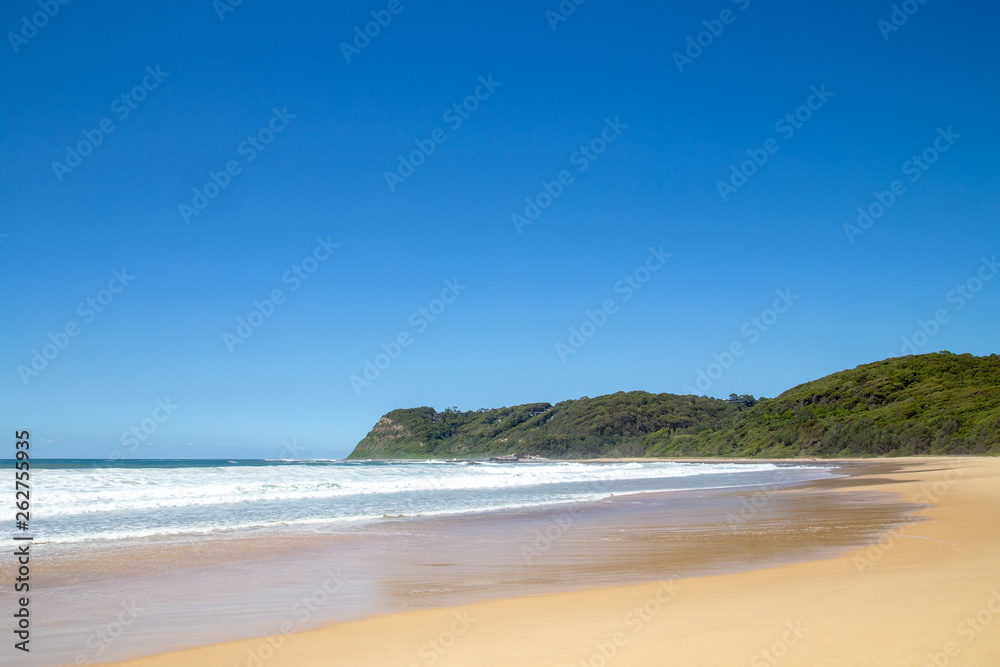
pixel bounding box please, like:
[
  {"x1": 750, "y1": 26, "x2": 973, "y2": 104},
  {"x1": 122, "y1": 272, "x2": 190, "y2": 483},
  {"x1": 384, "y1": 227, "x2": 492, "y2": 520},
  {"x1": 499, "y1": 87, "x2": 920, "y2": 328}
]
[{"x1": 97, "y1": 457, "x2": 1000, "y2": 666}]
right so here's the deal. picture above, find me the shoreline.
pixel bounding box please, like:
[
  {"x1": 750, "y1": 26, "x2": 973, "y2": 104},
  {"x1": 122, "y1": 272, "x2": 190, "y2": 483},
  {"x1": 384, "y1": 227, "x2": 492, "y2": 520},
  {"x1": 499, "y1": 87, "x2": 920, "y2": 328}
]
[
  {"x1": 26, "y1": 460, "x2": 889, "y2": 665},
  {"x1": 97, "y1": 456, "x2": 1000, "y2": 666},
  {"x1": 22, "y1": 458, "x2": 827, "y2": 548}
]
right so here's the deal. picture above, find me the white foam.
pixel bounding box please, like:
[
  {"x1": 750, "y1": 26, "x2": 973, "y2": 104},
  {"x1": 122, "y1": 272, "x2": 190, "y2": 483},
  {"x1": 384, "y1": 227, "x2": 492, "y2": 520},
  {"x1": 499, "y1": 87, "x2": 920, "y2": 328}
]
[{"x1": 33, "y1": 462, "x2": 785, "y2": 518}]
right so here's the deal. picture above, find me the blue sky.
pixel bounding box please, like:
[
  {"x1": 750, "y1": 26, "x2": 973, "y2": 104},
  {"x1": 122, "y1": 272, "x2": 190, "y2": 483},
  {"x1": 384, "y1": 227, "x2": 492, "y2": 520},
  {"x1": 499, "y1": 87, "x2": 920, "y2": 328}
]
[{"x1": 2, "y1": 0, "x2": 998, "y2": 459}]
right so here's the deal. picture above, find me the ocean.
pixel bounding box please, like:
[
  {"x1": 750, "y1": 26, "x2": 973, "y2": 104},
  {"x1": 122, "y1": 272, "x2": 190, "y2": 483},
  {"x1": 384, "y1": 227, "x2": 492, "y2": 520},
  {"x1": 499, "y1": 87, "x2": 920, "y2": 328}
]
[{"x1": 27, "y1": 458, "x2": 835, "y2": 544}]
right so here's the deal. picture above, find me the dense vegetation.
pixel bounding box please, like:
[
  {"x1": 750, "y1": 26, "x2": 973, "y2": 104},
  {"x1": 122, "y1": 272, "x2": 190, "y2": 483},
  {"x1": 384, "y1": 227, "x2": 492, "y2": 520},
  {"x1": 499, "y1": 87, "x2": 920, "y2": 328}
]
[
  {"x1": 348, "y1": 393, "x2": 744, "y2": 459},
  {"x1": 347, "y1": 353, "x2": 1000, "y2": 459}
]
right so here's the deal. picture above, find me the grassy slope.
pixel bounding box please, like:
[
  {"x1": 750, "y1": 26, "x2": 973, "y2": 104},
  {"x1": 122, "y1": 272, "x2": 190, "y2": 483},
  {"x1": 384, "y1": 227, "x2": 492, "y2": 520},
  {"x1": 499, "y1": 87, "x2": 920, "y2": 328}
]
[
  {"x1": 648, "y1": 352, "x2": 1000, "y2": 457},
  {"x1": 347, "y1": 352, "x2": 1000, "y2": 459}
]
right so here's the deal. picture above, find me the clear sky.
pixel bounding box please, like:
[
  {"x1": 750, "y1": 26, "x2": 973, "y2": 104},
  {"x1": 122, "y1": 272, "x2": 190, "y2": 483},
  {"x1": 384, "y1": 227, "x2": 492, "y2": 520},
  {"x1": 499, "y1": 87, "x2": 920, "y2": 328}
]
[{"x1": 2, "y1": 0, "x2": 998, "y2": 459}]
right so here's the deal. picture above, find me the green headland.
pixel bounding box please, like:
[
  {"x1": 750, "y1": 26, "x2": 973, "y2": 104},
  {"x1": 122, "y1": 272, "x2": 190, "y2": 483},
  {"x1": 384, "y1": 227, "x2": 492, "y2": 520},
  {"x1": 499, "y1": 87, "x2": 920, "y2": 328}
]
[{"x1": 347, "y1": 352, "x2": 1000, "y2": 460}]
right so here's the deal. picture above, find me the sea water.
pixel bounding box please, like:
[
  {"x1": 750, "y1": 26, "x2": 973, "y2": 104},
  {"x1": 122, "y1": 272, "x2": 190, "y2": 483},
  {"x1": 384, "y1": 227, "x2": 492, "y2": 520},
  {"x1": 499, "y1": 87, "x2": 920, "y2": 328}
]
[{"x1": 26, "y1": 458, "x2": 833, "y2": 544}]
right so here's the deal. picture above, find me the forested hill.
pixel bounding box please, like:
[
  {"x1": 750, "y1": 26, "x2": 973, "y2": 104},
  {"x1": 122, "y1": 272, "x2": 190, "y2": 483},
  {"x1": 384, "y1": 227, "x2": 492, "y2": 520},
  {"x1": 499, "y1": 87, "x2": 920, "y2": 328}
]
[
  {"x1": 347, "y1": 352, "x2": 1000, "y2": 459},
  {"x1": 348, "y1": 392, "x2": 744, "y2": 460}
]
